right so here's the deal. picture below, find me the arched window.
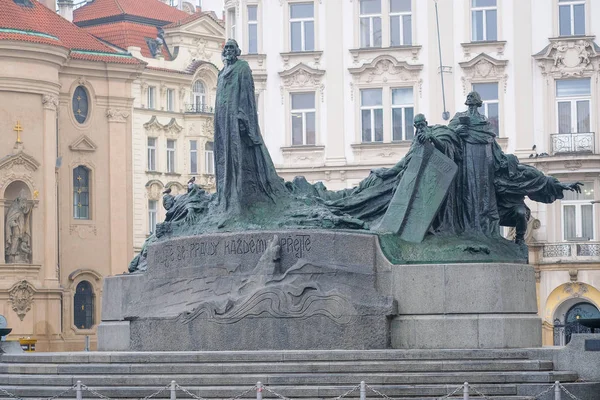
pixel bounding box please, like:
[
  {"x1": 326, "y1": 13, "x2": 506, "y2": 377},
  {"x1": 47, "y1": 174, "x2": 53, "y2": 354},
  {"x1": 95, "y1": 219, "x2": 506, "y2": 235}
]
[
  {"x1": 554, "y1": 302, "x2": 600, "y2": 345},
  {"x1": 192, "y1": 80, "x2": 206, "y2": 112},
  {"x1": 74, "y1": 281, "x2": 94, "y2": 329},
  {"x1": 73, "y1": 86, "x2": 89, "y2": 124},
  {"x1": 73, "y1": 166, "x2": 90, "y2": 219}
]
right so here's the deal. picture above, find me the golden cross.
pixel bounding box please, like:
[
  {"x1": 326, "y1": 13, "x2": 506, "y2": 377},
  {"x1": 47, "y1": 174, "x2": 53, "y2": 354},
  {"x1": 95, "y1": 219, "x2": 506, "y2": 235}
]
[{"x1": 13, "y1": 121, "x2": 23, "y2": 144}]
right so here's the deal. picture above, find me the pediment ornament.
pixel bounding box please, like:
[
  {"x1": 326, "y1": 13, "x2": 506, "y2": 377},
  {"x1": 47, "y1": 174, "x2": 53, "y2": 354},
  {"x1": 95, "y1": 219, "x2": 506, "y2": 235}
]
[
  {"x1": 459, "y1": 53, "x2": 508, "y2": 95},
  {"x1": 349, "y1": 55, "x2": 423, "y2": 85},
  {"x1": 279, "y1": 63, "x2": 326, "y2": 104},
  {"x1": 69, "y1": 135, "x2": 98, "y2": 152},
  {"x1": 0, "y1": 151, "x2": 40, "y2": 173},
  {"x1": 164, "y1": 118, "x2": 184, "y2": 135},
  {"x1": 534, "y1": 37, "x2": 600, "y2": 78},
  {"x1": 106, "y1": 108, "x2": 130, "y2": 123},
  {"x1": 9, "y1": 280, "x2": 35, "y2": 321},
  {"x1": 144, "y1": 116, "x2": 164, "y2": 133}
]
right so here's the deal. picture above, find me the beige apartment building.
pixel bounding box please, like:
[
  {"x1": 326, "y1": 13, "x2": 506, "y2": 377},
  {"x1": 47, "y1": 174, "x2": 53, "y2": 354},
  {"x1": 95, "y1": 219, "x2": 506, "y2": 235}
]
[{"x1": 221, "y1": 0, "x2": 600, "y2": 345}]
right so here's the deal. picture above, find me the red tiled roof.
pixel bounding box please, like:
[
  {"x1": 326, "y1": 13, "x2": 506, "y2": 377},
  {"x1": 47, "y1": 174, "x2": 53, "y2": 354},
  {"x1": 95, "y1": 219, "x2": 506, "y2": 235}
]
[
  {"x1": 83, "y1": 21, "x2": 170, "y2": 59},
  {"x1": 146, "y1": 66, "x2": 193, "y2": 75},
  {"x1": 74, "y1": 0, "x2": 189, "y2": 25},
  {"x1": 0, "y1": 0, "x2": 140, "y2": 64}
]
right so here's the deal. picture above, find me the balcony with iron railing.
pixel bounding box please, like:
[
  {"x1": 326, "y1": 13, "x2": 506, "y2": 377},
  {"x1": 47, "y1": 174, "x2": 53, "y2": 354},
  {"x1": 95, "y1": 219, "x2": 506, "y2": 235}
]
[
  {"x1": 184, "y1": 103, "x2": 214, "y2": 114},
  {"x1": 534, "y1": 241, "x2": 600, "y2": 264},
  {"x1": 551, "y1": 132, "x2": 595, "y2": 155}
]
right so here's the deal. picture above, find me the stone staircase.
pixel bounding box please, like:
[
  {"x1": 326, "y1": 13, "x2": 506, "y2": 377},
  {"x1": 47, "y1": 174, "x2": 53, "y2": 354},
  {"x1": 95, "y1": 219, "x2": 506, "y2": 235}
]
[{"x1": 0, "y1": 349, "x2": 598, "y2": 400}]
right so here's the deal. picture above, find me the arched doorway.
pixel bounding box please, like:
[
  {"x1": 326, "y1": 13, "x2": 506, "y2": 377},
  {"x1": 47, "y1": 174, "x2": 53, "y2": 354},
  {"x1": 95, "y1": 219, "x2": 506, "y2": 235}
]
[
  {"x1": 554, "y1": 302, "x2": 600, "y2": 345},
  {"x1": 73, "y1": 281, "x2": 94, "y2": 330}
]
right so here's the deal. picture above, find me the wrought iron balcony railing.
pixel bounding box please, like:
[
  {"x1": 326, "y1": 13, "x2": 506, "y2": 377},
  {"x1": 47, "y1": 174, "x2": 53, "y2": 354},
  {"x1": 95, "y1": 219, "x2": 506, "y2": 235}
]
[
  {"x1": 539, "y1": 242, "x2": 600, "y2": 262},
  {"x1": 184, "y1": 103, "x2": 214, "y2": 114},
  {"x1": 551, "y1": 132, "x2": 595, "y2": 155}
]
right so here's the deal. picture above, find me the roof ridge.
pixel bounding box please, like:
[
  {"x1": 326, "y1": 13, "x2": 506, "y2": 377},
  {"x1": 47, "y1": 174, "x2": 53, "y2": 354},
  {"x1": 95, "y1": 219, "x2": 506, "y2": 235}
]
[{"x1": 113, "y1": 0, "x2": 126, "y2": 15}]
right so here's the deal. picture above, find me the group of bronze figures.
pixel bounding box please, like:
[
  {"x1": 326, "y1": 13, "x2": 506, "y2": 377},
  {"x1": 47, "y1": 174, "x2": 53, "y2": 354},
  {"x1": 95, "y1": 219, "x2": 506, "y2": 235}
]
[{"x1": 147, "y1": 39, "x2": 581, "y2": 270}]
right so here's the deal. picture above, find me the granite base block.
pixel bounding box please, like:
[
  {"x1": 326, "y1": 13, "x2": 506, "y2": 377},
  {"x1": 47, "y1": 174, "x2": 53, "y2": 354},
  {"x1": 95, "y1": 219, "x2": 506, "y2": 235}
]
[{"x1": 97, "y1": 321, "x2": 130, "y2": 351}]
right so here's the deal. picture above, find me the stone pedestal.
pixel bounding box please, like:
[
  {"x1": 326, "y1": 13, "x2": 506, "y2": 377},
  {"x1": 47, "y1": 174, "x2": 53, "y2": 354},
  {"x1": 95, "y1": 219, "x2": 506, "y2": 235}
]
[{"x1": 99, "y1": 230, "x2": 541, "y2": 351}]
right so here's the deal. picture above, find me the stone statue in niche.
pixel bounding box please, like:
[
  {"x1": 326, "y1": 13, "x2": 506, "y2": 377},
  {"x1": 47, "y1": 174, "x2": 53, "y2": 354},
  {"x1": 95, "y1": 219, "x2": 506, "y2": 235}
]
[{"x1": 5, "y1": 189, "x2": 32, "y2": 264}]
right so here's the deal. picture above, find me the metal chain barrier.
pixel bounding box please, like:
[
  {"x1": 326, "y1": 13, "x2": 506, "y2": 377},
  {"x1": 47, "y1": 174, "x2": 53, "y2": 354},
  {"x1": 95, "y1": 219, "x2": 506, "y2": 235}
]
[
  {"x1": 82, "y1": 384, "x2": 113, "y2": 400},
  {"x1": 466, "y1": 384, "x2": 495, "y2": 400},
  {"x1": 140, "y1": 383, "x2": 173, "y2": 400},
  {"x1": 438, "y1": 385, "x2": 464, "y2": 399},
  {"x1": 559, "y1": 383, "x2": 584, "y2": 400},
  {"x1": 175, "y1": 382, "x2": 210, "y2": 400},
  {"x1": 0, "y1": 387, "x2": 25, "y2": 400},
  {"x1": 262, "y1": 385, "x2": 292, "y2": 400},
  {"x1": 532, "y1": 382, "x2": 558, "y2": 400},
  {"x1": 364, "y1": 383, "x2": 396, "y2": 400},
  {"x1": 45, "y1": 384, "x2": 77, "y2": 400},
  {"x1": 331, "y1": 383, "x2": 361, "y2": 400},
  {"x1": 226, "y1": 385, "x2": 257, "y2": 400}
]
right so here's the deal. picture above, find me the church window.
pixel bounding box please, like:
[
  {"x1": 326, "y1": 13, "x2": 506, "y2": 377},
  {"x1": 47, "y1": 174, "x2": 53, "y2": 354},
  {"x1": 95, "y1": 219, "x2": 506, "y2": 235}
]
[
  {"x1": 291, "y1": 92, "x2": 316, "y2": 146},
  {"x1": 472, "y1": 82, "x2": 499, "y2": 136},
  {"x1": 73, "y1": 166, "x2": 90, "y2": 220},
  {"x1": 471, "y1": 0, "x2": 497, "y2": 42},
  {"x1": 72, "y1": 86, "x2": 89, "y2": 124},
  {"x1": 391, "y1": 87, "x2": 414, "y2": 141},
  {"x1": 562, "y1": 181, "x2": 595, "y2": 241},
  {"x1": 74, "y1": 281, "x2": 94, "y2": 329},
  {"x1": 360, "y1": 89, "x2": 384, "y2": 142},
  {"x1": 290, "y1": 2, "x2": 314, "y2": 52},
  {"x1": 205, "y1": 141, "x2": 215, "y2": 175},
  {"x1": 559, "y1": 0, "x2": 585, "y2": 36},
  {"x1": 360, "y1": 0, "x2": 382, "y2": 48},
  {"x1": 248, "y1": 5, "x2": 258, "y2": 54},
  {"x1": 390, "y1": 0, "x2": 412, "y2": 46},
  {"x1": 192, "y1": 81, "x2": 206, "y2": 112}
]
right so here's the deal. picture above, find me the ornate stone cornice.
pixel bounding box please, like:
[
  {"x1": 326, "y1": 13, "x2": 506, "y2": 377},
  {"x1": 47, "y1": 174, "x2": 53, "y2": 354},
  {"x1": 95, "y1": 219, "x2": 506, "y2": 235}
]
[
  {"x1": 42, "y1": 94, "x2": 59, "y2": 110},
  {"x1": 106, "y1": 108, "x2": 130, "y2": 123},
  {"x1": 534, "y1": 36, "x2": 600, "y2": 79},
  {"x1": 279, "y1": 63, "x2": 326, "y2": 104},
  {"x1": 9, "y1": 280, "x2": 35, "y2": 321},
  {"x1": 348, "y1": 55, "x2": 423, "y2": 88},
  {"x1": 459, "y1": 53, "x2": 508, "y2": 95},
  {"x1": 0, "y1": 150, "x2": 40, "y2": 172}
]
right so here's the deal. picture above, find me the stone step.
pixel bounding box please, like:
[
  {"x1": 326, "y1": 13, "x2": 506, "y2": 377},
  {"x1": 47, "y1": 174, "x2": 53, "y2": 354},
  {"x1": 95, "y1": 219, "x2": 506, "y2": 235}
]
[
  {"x1": 0, "y1": 349, "x2": 532, "y2": 364},
  {"x1": 0, "y1": 371, "x2": 579, "y2": 386},
  {"x1": 0, "y1": 360, "x2": 555, "y2": 374}
]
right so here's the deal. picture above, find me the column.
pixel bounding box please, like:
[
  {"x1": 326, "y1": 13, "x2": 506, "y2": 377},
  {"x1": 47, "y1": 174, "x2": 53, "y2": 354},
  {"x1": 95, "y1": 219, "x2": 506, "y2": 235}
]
[
  {"x1": 106, "y1": 109, "x2": 133, "y2": 275},
  {"x1": 42, "y1": 94, "x2": 59, "y2": 283}
]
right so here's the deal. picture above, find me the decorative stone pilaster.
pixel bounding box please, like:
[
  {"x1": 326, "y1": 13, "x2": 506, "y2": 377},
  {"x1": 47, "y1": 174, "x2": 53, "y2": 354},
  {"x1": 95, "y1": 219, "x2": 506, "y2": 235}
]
[{"x1": 42, "y1": 94, "x2": 59, "y2": 111}]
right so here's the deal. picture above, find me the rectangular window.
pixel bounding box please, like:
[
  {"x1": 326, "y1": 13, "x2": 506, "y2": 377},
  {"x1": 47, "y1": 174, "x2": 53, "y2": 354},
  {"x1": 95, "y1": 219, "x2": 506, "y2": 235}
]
[
  {"x1": 148, "y1": 200, "x2": 157, "y2": 235},
  {"x1": 559, "y1": 0, "x2": 585, "y2": 36},
  {"x1": 360, "y1": 88, "x2": 383, "y2": 142},
  {"x1": 248, "y1": 5, "x2": 258, "y2": 54},
  {"x1": 391, "y1": 87, "x2": 414, "y2": 141},
  {"x1": 472, "y1": 82, "x2": 500, "y2": 136},
  {"x1": 166, "y1": 89, "x2": 174, "y2": 112},
  {"x1": 360, "y1": 0, "x2": 382, "y2": 48},
  {"x1": 290, "y1": 2, "x2": 314, "y2": 52},
  {"x1": 167, "y1": 139, "x2": 176, "y2": 173},
  {"x1": 562, "y1": 182, "x2": 595, "y2": 240},
  {"x1": 148, "y1": 86, "x2": 156, "y2": 109},
  {"x1": 147, "y1": 137, "x2": 156, "y2": 171},
  {"x1": 228, "y1": 8, "x2": 236, "y2": 38},
  {"x1": 190, "y1": 140, "x2": 198, "y2": 174},
  {"x1": 205, "y1": 141, "x2": 215, "y2": 174},
  {"x1": 73, "y1": 166, "x2": 90, "y2": 220},
  {"x1": 291, "y1": 92, "x2": 316, "y2": 146},
  {"x1": 390, "y1": 0, "x2": 411, "y2": 46},
  {"x1": 556, "y1": 78, "x2": 591, "y2": 133},
  {"x1": 471, "y1": 0, "x2": 497, "y2": 41}
]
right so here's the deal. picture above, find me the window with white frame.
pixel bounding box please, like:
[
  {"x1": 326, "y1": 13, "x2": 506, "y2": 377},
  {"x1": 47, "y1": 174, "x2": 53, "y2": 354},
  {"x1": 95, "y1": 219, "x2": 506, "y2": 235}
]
[
  {"x1": 559, "y1": 0, "x2": 585, "y2": 36},
  {"x1": 167, "y1": 139, "x2": 176, "y2": 173},
  {"x1": 248, "y1": 5, "x2": 258, "y2": 54},
  {"x1": 148, "y1": 86, "x2": 156, "y2": 109},
  {"x1": 166, "y1": 89, "x2": 174, "y2": 112},
  {"x1": 190, "y1": 140, "x2": 198, "y2": 174},
  {"x1": 471, "y1": 0, "x2": 497, "y2": 41},
  {"x1": 290, "y1": 2, "x2": 314, "y2": 52},
  {"x1": 472, "y1": 82, "x2": 499, "y2": 136},
  {"x1": 205, "y1": 141, "x2": 215, "y2": 174},
  {"x1": 361, "y1": 89, "x2": 384, "y2": 142},
  {"x1": 391, "y1": 87, "x2": 414, "y2": 141},
  {"x1": 228, "y1": 8, "x2": 236, "y2": 38},
  {"x1": 556, "y1": 78, "x2": 591, "y2": 134},
  {"x1": 562, "y1": 182, "x2": 595, "y2": 240},
  {"x1": 147, "y1": 137, "x2": 157, "y2": 171},
  {"x1": 291, "y1": 92, "x2": 316, "y2": 146},
  {"x1": 360, "y1": 0, "x2": 382, "y2": 48},
  {"x1": 390, "y1": 0, "x2": 411, "y2": 46},
  {"x1": 148, "y1": 200, "x2": 157, "y2": 235},
  {"x1": 192, "y1": 80, "x2": 206, "y2": 112}
]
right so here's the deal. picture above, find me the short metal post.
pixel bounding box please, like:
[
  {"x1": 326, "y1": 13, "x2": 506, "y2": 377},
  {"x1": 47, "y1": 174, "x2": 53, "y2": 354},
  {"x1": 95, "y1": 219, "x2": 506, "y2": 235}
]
[
  {"x1": 554, "y1": 381, "x2": 561, "y2": 400},
  {"x1": 360, "y1": 381, "x2": 366, "y2": 400},
  {"x1": 84, "y1": 336, "x2": 90, "y2": 352},
  {"x1": 463, "y1": 382, "x2": 469, "y2": 400},
  {"x1": 76, "y1": 380, "x2": 82, "y2": 400},
  {"x1": 171, "y1": 380, "x2": 177, "y2": 400},
  {"x1": 256, "y1": 381, "x2": 262, "y2": 400}
]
